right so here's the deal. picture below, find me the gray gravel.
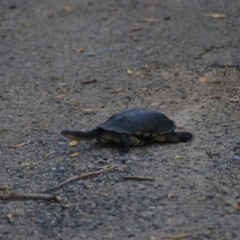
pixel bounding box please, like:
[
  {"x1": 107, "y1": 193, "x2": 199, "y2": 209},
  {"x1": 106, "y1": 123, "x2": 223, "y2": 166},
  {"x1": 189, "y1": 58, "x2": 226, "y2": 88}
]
[{"x1": 0, "y1": 0, "x2": 240, "y2": 239}]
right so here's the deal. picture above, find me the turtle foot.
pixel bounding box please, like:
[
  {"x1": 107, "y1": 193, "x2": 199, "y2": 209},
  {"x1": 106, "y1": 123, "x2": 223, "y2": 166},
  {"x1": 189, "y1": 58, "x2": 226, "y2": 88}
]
[{"x1": 175, "y1": 131, "x2": 193, "y2": 142}]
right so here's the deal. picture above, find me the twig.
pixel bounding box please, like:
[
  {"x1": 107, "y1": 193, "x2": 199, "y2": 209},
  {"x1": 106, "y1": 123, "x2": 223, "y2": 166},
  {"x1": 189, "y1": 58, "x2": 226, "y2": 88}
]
[
  {"x1": 0, "y1": 193, "x2": 60, "y2": 201},
  {"x1": 162, "y1": 234, "x2": 193, "y2": 240},
  {"x1": 122, "y1": 176, "x2": 155, "y2": 181},
  {"x1": 82, "y1": 79, "x2": 97, "y2": 84},
  {"x1": 42, "y1": 165, "x2": 121, "y2": 193}
]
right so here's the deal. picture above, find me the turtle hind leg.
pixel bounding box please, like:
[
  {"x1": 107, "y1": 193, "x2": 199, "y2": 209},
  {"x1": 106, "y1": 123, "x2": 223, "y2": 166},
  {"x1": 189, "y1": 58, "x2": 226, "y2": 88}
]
[
  {"x1": 120, "y1": 134, "x2": 130, "y2": 152},
  {"x1": 61, "y1": 129, "x2": 102, "y2": 141},
  {"x1": 166, "y1": 131, "x2": 193, "y2": 143}
]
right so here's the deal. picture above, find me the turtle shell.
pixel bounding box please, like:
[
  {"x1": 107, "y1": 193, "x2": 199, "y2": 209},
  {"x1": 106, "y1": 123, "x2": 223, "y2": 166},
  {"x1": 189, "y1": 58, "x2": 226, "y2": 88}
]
[{"x1": 97, "y1": 109, "x2": 176, "y2": 135}]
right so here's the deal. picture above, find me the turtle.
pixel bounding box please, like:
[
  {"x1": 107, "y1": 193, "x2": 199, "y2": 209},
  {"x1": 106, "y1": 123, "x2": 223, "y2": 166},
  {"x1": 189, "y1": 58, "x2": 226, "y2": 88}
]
[{"x1": 61, "y1": 108, "x2": 193, "y2": 152}]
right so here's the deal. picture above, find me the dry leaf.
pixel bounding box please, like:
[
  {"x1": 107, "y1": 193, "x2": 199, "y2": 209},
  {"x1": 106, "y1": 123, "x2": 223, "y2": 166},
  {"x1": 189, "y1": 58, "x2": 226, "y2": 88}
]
[
  {"x1": 131, "y1": 156, "x2": 139, "y2": 161},
  {"x1": 174, "y1": 155, "x2": 183, "y2": 159},
  {"x1": 0, "y1": 185, "x2": 12, "y2": 190},
  {"x1": 210, "y1": 95, "x2": 221, "y2": 100},
  {"x1": 199, "y1": 76, "x2": 209, "y2": 83},
  {"x1": 20, "y1": 163, "x2": 30, "y2": 166},
  {"x1": 232, "y1": 202, "x2": 240, "y2": 210},
  {"x1": 51, "y1": 76, "x2": 62, "y2": 82},
  {"x1": 110, "y1": 88, "x2": 123, "y2": 94},
  {"x1": 21, "y1": 24, "x2": 33, "y2": 29},
  {"x1": 69, "y1": 152, "x2": 79, "y2": 158},
  {"x1": 162, "y1": 233, "x2": 193, "y2": 240},
  {"x1": 6, "y1": 214, "x2": 13, "y2": 220},
  {"x1": 135, "y1": 71, "x2": 142, "y2": 76},
  {"x1": 51, "y1": 94, "x2": 68, "y2": 99},
  {"x1": 64, "y1": 203, "x2": 76, "y2": 208},
  {"x1": 150, "y1": 237, "x2": 156, "y2": 240},
  {"x1": 178, "y1": 126, "x2": 186, "y2": 130},
  {"x1": 64, "y1": 6, "x2": 73, "y2": 12},
  {"x1": 131, "y1": 26, "x2": 143, "y2": 32},
  {"x1": 82, "y1": 79, "x2": 97, "y2": 84},
  {"x1": 127, "y1": 69, "x2": 133, "y2": 75},
  {"x1": 54, "y1": 195, "x2": 62, "y2": 202},
  {"x1": 151, "y1": 102, "x2": 160, "y2": 107},
  {"x1": 139, "y1": 18, "x2": 159, "y2": 24},
  {"x1": 168, "y1": 193, "x2": 174, "y2": 198},
  {"x1": 74, "y1": 48, "x2": 85, "y2": 53},
  {"x1": 10, "y1": 142, "x2": 27, "y2": 148},
  {"x1": 170, "y1": 100, "x2": 178, "y2": 104},
  {"x1": 69, "y1": 140, "x2": 78, "y2": 146},
  {"x1": 97, "y1": 159, "x2": 108, "y2": 164},
  {"x1": 171, "y1": 234, "x2": 192, "y2": 240},
  {"x1": 97, "y1": 165, "x2": 111, "y2": 169},
  {"x1": 229, "y1": 98, "x2": 239, "y2": 102},
  {"x1": 82, "y1": 108, "x2": 96, "y2": 114},
  {"x1": 205, "y1": 13, "x2": 226, "y2": 18},
  {"x1": 69, "y1": 98, "x2": 79, "y2": 103}
]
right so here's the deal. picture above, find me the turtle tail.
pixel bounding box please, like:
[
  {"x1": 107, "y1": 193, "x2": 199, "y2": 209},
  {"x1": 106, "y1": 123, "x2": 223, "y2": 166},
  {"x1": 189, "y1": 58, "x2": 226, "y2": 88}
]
[{"x1": 61, "y1": 129, "x2": 101, "y2": 141}]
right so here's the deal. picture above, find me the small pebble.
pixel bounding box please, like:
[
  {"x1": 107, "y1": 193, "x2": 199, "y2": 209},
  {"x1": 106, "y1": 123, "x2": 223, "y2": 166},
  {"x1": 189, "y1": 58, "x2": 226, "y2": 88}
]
[
  {"x1": 138, "y1": 184, "x2": 146, "y2": 190},
  {"x1": 59, "y1": 166, "x2": 66, "y2": 171},
  {"x1": 58, "y1": 141, "x2": 67, "y2": 147},
  {"x1": 232, "y1": 155, "x2": 240, "y2": 162},
  {"x1": 49, "y1": 150, "x2": 56, "y2": 155},
  {"x1": 58, "y1": 82, "x2": 67, "y2": 87},
  {"x1": 148, "y1": 206, "x2": 156, "y2": 210}
]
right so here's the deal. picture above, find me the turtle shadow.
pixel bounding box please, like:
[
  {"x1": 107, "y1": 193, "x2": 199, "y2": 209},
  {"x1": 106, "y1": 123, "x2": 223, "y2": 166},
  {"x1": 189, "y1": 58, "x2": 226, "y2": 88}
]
[
  {"x1": 91, "y1": 139, "x2": 126, "y2": 154},
  {"x1": 91, "y1": 139, "x2": 176, "y2": 154}
]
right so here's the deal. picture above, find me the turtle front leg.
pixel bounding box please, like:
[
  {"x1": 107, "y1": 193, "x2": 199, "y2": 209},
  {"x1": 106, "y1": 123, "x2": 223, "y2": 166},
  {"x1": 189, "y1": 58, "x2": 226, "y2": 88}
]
[{"x1": 120, "y1": 134, "x2": 130, "y2": 152}]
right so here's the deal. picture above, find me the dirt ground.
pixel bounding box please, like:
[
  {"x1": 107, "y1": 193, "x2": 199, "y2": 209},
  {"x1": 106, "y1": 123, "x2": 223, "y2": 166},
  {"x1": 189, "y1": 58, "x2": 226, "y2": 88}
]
[{"x1": 0, "y1": 0, "x2": 240, "y2": 239}]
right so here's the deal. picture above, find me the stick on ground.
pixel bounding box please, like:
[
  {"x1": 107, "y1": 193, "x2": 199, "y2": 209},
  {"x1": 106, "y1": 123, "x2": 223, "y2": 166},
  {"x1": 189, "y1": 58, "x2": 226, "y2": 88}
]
[
  {"x1": 42, "y1": 165, "x2": 121, "y2": 193},
  {"x1": 0, "y1": 193, "x2": 60, "y2": 201},
  {"x1": 122, "y1": 176, "x2": 155, "y2": 181}
]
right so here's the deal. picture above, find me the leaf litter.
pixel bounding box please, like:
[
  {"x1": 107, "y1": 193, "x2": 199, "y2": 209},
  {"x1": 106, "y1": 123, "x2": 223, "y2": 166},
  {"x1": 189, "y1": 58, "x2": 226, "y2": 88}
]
[
  {"x1": 110, "y1": 88, "x2": 123, "y2": 94},
  {"x1": 69, "y1": 140, "x2": 78, "y2": 146},
  {"x1": 82, "y1": 79, "x2": 97, "y2": 84},
  {"x1": 9, "y1": 142, "x2": 27, "y2": 148},
  {"x1": 69, "y1": 152, "x2": 79, "y2": 158},
  {"x1": 205, "y1": 13, "x2": 226, "y2": 18}
]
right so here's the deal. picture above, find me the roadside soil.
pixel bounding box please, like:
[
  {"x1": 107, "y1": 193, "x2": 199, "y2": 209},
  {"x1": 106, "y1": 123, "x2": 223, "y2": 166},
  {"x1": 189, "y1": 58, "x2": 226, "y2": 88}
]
[{"x1": 0, "y1": 0, "x2": 240, "y2": 239}]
